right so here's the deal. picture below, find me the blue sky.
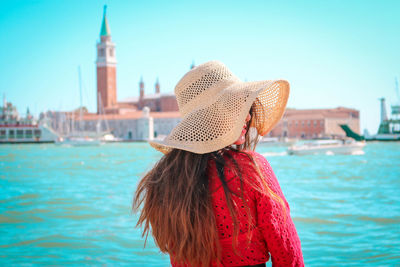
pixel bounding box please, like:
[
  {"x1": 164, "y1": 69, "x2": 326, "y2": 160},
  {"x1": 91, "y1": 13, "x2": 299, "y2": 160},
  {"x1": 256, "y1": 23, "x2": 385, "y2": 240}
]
[{"x1": 1, "y1": 0, "x2": 399, "y2": 133}]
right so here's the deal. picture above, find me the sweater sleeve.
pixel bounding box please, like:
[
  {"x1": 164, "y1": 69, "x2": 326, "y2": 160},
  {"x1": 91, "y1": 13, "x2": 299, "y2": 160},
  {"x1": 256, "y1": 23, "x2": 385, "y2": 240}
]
[{"x1": 251, "y1": 152, "x2": 304, "y2": 267}]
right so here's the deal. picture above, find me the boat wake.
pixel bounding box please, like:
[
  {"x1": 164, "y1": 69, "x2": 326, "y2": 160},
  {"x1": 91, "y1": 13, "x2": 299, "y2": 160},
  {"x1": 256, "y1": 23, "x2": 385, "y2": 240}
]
[
  {"x1": 262, "y1": 151, "x2": 288, "y2": 157},
  {"x1": 322, "y1": 150, "x2": 365, "y2": 156}
]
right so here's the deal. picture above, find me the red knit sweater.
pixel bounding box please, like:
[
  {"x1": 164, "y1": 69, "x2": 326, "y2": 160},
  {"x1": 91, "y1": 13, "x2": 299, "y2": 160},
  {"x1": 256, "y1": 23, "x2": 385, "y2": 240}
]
[{"x1": 171, "y1": 150, "x2": 304, "y2": 267}]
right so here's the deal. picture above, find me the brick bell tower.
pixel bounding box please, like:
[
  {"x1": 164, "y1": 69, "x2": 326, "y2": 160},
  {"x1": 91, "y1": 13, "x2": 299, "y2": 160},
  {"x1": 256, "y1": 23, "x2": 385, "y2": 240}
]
[{"x1": 96, "y1": 5, "x2": 117, "y2": 114}]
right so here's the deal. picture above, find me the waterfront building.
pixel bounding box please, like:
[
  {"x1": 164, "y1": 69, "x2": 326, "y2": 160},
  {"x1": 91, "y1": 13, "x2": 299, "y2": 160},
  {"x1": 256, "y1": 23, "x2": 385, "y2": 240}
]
[
  {"x1": 96, "y1": 5, "x2": 117, "y2": 114},
  {"x1": 269, "y1": 107, "x2": 360, "y2": 139},
  {"x1": 1, "y1": 101, "x2": 20, "y2": 125},
  {"x1": 95, "y1": 6, "x2": 178, "y2": 115},
  {"x1": 41, "y1": 5, "x2": 180, "y2": 141},
  {"x1": 91, "y1": 5, "x2": 179, "y2": 140},
  {"x1": 42, "y1": 6, "x2": 361, "y2": 142},
  {"x1": 117, "y1": 77, "x2": 179, "y2": 113},
  {"x1": 75, "y1": 109, "x2": 180, "y2": 141},
  {"x1": 0, "y1": 97, "x2": 34, "y2": 126}
]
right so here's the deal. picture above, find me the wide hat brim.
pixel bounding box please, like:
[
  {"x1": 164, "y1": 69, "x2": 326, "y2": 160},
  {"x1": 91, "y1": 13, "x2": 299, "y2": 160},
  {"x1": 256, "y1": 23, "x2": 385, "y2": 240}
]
[{"x1": 149, "y1": 79, "x2": 289, "y2": 154}]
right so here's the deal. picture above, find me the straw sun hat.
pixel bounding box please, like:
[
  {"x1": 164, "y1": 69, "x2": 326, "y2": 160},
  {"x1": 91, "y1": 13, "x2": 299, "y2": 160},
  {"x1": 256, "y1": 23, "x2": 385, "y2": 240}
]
[{"x1": 149, "y1": 61, "x2": 289, "y2": 154}]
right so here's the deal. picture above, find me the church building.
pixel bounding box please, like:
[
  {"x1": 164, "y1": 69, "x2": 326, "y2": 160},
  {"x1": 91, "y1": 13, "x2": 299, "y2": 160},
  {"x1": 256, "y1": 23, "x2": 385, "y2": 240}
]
[
  {"x1": 43, "y1": 6, "x2": 181, "y2": 141},
  {"x1": 44, "y1": 6, "x2": 360, "y2": 142},
  {"x1": 95, "y1": 6, "x2": 179, "y2": 115}
]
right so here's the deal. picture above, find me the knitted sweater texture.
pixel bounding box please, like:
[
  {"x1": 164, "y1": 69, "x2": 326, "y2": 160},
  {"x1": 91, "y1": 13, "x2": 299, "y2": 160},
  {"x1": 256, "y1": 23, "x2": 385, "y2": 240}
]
[{"x1": 171, "y1": 150, "x2": 304, "y2": 267}]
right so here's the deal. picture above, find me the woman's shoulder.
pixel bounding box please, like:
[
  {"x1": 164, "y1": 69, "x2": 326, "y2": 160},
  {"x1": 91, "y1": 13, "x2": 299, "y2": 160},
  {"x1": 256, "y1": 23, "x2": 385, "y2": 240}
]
[
  {"x1": 228, "y1": 150, "x2": 283, "y2": 195},
  {"x1": 227, "y1": 149, "x2": 269, "y2": 168},
  {"x1": 222, "y1": 150, "x2": 273, "y2": 183}
]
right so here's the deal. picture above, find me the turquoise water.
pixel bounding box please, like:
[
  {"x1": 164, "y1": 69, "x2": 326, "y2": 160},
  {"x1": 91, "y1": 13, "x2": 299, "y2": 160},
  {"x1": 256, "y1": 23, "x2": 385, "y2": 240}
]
[{"x1": 0, "y1": 142, "x2": 399, "y2": 266}]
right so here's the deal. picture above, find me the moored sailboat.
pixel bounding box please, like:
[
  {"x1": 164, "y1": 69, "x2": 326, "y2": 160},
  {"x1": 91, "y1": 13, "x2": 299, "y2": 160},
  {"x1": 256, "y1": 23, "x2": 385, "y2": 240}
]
[{"x1": 56, "y1": 67, "x2": 104, "y2": 146}]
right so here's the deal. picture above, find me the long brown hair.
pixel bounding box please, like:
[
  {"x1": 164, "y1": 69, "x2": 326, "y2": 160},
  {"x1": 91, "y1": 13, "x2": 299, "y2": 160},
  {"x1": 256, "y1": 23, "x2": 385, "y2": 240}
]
[{"x1": 133, "y1": 101, "x2": 285, "y2": 267}]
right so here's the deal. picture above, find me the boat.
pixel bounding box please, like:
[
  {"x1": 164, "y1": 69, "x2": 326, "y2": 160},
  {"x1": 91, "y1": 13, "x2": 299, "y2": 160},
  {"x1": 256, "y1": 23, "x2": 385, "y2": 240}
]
[
  {"x1": 287, "y1": 139, "x2": 366, "y2": 155},
  {"x1": 365, "y1": 133, "x2": 400, "y2": 141},
  {"x1": 367, "y1": 79, "x2": 400, "y2": 141},
  {"x1": 0, "y1": 123, "x2": 58, "y2": 144},
  {"x1": 340, "y1": 122, "x2": 400, "y2": 141},
  {"x1": 0, "y1": 100, "x2": 59, "y2": 144},
  {"x1": 339, "y1": 79, "x2": 400, "y2": 142},
  {"x1": 56, "y1": 67, "x2": 104, "y2": 146},
  {"x1": 101, "y1": 133, "x2": 122, "y2": 142},
  {"x1": 364, "y1": 97, "x2": 400, "y2": 141}
]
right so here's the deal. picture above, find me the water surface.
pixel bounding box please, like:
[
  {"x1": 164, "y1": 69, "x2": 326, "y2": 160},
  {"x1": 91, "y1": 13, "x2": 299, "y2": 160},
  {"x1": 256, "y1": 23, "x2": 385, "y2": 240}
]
[{"x1": 1, "y1": 142, "x2": 399, "y2": 266}]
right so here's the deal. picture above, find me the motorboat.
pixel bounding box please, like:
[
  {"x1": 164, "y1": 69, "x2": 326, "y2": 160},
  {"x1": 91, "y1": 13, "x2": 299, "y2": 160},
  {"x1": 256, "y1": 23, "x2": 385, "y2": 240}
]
[
  {"x1": 287, "y1": 139, "x2": 366, "y2": 155},
  {"x1": 101, "y1": 133, "x2": 123, "y2": 142}
]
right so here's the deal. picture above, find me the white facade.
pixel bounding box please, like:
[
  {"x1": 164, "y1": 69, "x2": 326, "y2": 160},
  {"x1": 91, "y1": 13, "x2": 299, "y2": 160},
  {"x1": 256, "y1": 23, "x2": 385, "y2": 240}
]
[
  {"x1": 96, "y1": 39, "x2": 116, "y2": 67},
  {"x1": 62, "y1": 112, "x2": 180, "y2": 142},
  {"x1": 153, "y1": 117, "x2": 181, "y2": 138}
]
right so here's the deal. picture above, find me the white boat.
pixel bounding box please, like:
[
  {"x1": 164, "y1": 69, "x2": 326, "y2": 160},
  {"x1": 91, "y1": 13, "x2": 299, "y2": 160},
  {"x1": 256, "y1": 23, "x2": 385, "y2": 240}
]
[
  {"x1": 0, "y1": 123, "x2": 58, "y2": 144},
  {"x1": 287, "y1": 139, "x2": 366, "y2": 155},
  {"x1": 56, "y1": 67, "x2": 104, "y2": 147},
  {"x1": 0, "y1": 100, "x2": 59, "y2": 144},
  {"x1": 364, "y1": 82, "x2": 400, "y2": 141},
  {"x1": 101, "y1": 133, "x2": 122, "y2": 142},
  {"x1": 365, "y1": 133, "x2": 400, "y2": 141}
]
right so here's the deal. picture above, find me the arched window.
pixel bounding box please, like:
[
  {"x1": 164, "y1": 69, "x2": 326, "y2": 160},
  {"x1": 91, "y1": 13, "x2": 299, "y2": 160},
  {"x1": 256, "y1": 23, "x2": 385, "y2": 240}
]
[{"x1": 99, "y1": 48, "x2": 105, "y2": 57}]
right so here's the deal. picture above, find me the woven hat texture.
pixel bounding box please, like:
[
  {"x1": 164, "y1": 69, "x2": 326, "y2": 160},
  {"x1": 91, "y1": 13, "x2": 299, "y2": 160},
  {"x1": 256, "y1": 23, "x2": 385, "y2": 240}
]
[{"x1": 149, "y1": 61, "x2": 289, "y2": 154}]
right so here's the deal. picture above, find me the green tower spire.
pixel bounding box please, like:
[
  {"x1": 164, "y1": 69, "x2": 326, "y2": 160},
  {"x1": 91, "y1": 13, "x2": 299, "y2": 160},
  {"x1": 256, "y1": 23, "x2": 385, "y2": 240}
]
[{"x1": 100, "y1": 5, "x2": 111, "y2": 37}]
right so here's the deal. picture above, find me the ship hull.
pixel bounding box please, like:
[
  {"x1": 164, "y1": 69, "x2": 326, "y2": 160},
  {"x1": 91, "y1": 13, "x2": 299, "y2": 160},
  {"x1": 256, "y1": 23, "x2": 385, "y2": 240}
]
[
  {"x1": 288, "y1": 140, "x2": 366, "y2": 155},
  {"x1": 0, "y1": 140, "x2": 54, "y2": 144},
  {"x1": 0, "y1": 124, "x2": 58, "y2": 144},
  {"x1": 365, "y1": 134, "x2": 400, "y2": 141}
]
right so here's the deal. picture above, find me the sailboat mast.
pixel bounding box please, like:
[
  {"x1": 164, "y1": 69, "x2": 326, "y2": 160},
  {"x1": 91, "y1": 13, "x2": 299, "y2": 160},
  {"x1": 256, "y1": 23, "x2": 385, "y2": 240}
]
[
  {"x1": 78, "y1": 66, "x2": 83, "y2": 134},
  {"x1": 97, "y1": 91, "x2": 110, "y2": 133}
]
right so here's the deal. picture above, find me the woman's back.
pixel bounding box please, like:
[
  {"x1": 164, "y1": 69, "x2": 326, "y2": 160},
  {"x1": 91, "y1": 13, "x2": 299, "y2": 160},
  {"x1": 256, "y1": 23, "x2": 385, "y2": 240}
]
[
  {"x1": 135, "y1": 61, "x2": 303, "y2": 267},
  {"x1": 204, "y1": 150, "x2": 303, "y2": 267}
]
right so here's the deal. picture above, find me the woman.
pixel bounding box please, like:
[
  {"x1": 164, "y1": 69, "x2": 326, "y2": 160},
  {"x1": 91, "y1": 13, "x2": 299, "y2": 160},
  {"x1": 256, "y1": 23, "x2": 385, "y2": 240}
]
[{"x1": 133, "y1": 61, "x2": 304, "y2": 267}]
